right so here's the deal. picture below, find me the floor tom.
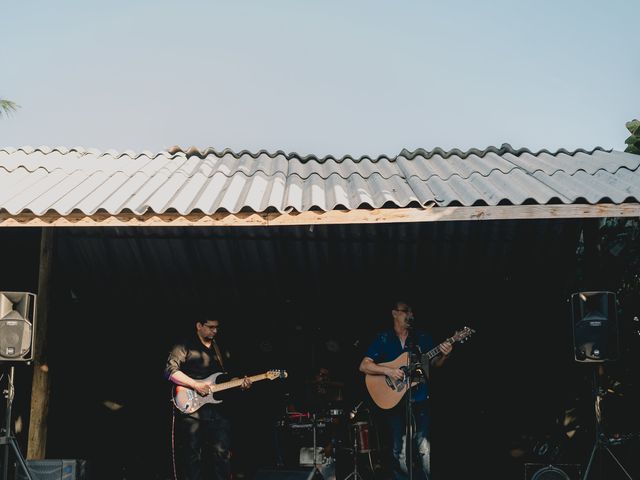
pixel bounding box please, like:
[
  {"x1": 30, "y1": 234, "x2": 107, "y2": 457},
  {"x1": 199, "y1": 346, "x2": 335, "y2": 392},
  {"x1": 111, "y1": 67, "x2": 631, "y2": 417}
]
[{"x1": 352, "y1": 421, "x2": 371, "y2": 453}]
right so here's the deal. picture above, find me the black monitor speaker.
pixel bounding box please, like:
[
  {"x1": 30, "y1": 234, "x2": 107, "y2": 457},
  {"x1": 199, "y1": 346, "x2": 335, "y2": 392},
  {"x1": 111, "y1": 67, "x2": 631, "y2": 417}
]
[
  {"x1": 571, "y1": 291, "x2": 619, "y2": 363},
  {"x1": 16, "y1": 459, "x2": 86, "y2": 480},
  {"x1": 525, "y1": 463, "x2": 581, "y2": 480},
  {"x1": 0, "y1": 291, "x2": 37, "y2": 362},
  {"x1": 253, "y1": 469, "x2": 313, "y2": 480}
]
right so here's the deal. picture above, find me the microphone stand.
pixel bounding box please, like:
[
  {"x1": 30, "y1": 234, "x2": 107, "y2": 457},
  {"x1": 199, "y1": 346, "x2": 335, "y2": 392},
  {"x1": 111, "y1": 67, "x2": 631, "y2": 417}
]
[{"x1": 405, "y1": 322, "x2": 414, "y2": 480}]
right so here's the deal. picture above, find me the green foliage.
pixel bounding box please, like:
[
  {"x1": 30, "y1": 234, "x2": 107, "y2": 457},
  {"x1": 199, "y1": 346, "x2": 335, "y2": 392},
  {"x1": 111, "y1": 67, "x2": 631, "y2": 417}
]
[
  {"x1": 0, "y1": 99, "x2": 20, "y2": 117},
  {"x1": 600, "y1": 218, "x2": 640, "y2": 301},
  {"x1": 625, "y1": 119, "x2": 640, "y2": 155},
  {"x1": 575, "y1": 217, "x2": 640, "y2": 321}
]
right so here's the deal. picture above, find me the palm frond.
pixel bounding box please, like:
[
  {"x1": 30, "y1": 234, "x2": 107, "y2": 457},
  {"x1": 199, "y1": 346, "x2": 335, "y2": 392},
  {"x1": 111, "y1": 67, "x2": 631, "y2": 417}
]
[{"x1": 0, "y1": 99, "x2": 20, "y2": 117}]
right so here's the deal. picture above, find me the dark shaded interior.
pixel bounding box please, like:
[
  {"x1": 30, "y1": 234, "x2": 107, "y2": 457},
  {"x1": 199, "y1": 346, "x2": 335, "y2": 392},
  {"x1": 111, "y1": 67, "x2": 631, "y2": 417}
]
[{"x1": 1, "y1": 220, "x2": 639, "y2": 479}]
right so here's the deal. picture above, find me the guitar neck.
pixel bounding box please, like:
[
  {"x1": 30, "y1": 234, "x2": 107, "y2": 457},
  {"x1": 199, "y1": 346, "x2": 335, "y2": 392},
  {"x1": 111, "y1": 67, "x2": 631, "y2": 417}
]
[
  {"x1": 422, "y1": 337, "x2": 454, "y2": 360},
  {"x1": 211, "y1": 373, "x2": 270, "y2": 393}
]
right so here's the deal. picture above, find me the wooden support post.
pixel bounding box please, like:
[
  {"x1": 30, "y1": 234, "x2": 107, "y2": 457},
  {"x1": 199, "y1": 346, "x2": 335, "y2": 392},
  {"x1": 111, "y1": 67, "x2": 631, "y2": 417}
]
[
  {"x1": 581, "y1": 218, "x2": 602, "y2": 290},
  {"x1": 26, "y1": 228, "x2": 54, "y2": 459}
]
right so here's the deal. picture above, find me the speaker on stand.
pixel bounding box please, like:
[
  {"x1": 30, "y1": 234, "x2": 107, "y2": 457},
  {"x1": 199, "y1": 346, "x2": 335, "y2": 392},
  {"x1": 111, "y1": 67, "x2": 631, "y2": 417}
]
[
  {"x1": 571, "y1": 291, "x2": 619, "y2": 363},
  {"x1": 0, "y1": 291, "x2": 37, "y2": 480},
  {"x1": 0, "y1": 292, "x2": 36, "y2": 363},
  {"x1": 570, "y1": 291, "x2": 633, "y2": 480}
]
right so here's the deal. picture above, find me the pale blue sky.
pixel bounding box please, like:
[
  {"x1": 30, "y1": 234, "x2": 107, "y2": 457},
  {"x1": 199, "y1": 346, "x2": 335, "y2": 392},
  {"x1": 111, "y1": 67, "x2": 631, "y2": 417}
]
[{"x1": 2, "y1": 0, "x2": 638, "y2": 156}]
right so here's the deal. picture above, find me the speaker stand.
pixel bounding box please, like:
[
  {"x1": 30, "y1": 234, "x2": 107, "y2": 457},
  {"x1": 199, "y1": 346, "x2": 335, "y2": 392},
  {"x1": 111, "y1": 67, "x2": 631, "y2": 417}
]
[
  {"x1": 581, "y1": 368, "x2": 632, "y2": 480},
  {"x1": 1, "y1": 366, "x2": 34, "y2": 480}
]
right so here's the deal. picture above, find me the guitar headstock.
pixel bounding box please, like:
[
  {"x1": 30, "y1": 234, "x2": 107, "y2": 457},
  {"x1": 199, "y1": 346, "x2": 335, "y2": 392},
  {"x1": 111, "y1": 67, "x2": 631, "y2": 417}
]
[
  {"x1": 267, "y1": 369, "x2": 288, "y2": 380},
  {"x1": 451, "y1": 326, "x2": 475, "y2": 344}
]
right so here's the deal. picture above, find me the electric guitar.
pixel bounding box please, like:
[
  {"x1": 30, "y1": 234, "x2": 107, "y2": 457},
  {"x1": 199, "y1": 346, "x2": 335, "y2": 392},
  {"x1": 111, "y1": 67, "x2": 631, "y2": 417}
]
[
  {"x1": 365, "y1": 327, "x2": 475, "y2": 409},
  {"x1": 173, "y1": 369, "x2": 288, "y2": 414}
]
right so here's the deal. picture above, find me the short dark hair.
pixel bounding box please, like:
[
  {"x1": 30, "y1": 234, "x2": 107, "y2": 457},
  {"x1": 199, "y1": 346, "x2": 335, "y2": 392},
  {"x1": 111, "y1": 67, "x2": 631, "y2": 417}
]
[
  {"x1": 392, "y1": 300, "x2": 411, "y2": 310},
  {"x1": 194, "y1": 308, "x2": 225, "y2": 326},
  {"x1": 196, "y1": 317, "x2": 220, "y2": 326}
]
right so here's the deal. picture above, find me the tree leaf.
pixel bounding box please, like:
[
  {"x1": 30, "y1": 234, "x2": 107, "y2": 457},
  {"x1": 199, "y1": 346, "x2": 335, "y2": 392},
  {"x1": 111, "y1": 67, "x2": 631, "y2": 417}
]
[
  {"x1": 624, "y1": 144, "x2": 640, "y2": 155},
  {"x1": 626, "y1": 119, "x2": 640, "y2": 135},
  {"x1": 0, "y1": 99, "x2": 20, "y2": 117}
]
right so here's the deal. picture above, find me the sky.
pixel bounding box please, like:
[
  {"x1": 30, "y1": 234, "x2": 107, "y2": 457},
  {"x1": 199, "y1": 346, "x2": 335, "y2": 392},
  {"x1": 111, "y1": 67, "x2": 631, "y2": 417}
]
[{"x1": 2, "y1": 0, "x2": 638, "y2": 157}]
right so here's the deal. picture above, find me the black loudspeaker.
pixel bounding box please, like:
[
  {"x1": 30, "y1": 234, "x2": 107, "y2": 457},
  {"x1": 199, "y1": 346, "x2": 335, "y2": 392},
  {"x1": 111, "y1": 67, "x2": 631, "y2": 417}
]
[
  {"x1": 253, "y1": 468, "x2": 313, "y2": 480},
  {"x1": 16, "y1": 459, "x2": 86, "y2": 480},
  {"x1": 525, "y1": 463, "x2": 581, "y2": 479},
  {"x1": 571, "y1": 291, "x2": 619, "y2": 363},
  {"x1": 0, "y1": 291, "x2": 37, "y2": 362}
]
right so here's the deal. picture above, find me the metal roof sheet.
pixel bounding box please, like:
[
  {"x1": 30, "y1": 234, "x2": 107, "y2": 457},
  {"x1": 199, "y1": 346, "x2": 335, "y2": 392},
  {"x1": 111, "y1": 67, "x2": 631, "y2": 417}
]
[{"x1": 0, "y1": 144, "x2": 638, "y2": 215}]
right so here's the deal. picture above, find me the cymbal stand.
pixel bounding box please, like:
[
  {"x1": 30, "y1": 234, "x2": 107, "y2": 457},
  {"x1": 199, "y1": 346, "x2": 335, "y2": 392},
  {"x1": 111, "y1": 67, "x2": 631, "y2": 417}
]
[
  {"x1": 310, "y1": 414, "x2": 324, "y2": 480},
  {"x1": 343, "y1": 422, "x2": 364, "y2": 480},
  {"x1": 1, "y1": 366, "x2": 34, "y2": 480}
]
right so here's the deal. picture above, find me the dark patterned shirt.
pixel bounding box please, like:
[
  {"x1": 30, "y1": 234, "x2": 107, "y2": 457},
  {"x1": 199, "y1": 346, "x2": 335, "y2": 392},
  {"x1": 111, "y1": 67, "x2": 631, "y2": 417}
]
[
  {"x1": 165, "y1": 333, "x2": 227, "y2": 380},
  {"x1": 365, "y1": 329, "x2": 435, "y2": 402}
]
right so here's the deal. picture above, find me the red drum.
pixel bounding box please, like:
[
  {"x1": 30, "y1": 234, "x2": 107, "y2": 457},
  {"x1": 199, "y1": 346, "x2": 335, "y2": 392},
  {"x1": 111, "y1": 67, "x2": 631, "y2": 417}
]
[
  {"x1": 353, "y1": 421, "x2": 371, "y2": 453},
  {"x1": 287, "y1": 411, "x2": 311, "y2": 423}
]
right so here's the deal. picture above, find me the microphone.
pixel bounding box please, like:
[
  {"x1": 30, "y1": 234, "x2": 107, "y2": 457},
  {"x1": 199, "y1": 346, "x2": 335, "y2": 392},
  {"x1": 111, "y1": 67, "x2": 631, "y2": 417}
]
[
  {"x1": 406, "y1": 314, "x2": 415, "y2": 328},
  {"x1": 349, "y1": 401, "x2": 364, "y2": 419}
]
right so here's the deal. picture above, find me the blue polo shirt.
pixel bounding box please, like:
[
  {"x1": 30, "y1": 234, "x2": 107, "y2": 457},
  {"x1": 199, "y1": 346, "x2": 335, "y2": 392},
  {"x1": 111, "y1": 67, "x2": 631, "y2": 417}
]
[{"x1": 365, "y1": 329, "x2": 435, "y2": 403}]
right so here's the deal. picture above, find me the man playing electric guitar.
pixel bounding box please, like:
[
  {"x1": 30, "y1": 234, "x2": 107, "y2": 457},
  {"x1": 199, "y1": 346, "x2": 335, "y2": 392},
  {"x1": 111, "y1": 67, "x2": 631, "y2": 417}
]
[
  {"x1": 359, "y1": 301, "x2": 453, "y2": 480},
  {"x1": 165, "y1": 313, "x2": 252, "y2": 480}
]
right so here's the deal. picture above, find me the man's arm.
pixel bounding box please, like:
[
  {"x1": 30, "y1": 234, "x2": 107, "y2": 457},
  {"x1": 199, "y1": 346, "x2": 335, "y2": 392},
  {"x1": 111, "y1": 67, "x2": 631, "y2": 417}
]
[
  {"x1": 165, "y1": 344, "x2": 211, "y2": 396},
  {"x1": 359, "y1": 334, "x2": 405, "y2": 381},
  {"x1": 359, "y1": 357, "x2": 404, "y2": 381},
  {"x1": 170, "y1": 371, "x2": 212, "y2": 396}
]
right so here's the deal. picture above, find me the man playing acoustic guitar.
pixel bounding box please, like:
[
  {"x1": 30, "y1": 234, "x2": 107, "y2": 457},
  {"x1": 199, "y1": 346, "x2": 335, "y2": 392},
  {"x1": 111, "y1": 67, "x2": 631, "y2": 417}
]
[
  {"x1": 165, "y1": 314, "x2": 252, "y2": 480},
  {"x1": 359, "y1": 301, "x2": 453, "y2": 480}
]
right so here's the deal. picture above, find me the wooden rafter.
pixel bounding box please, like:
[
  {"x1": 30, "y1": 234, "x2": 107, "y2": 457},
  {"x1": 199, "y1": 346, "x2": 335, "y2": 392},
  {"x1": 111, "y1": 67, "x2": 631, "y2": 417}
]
[{"x1": 0, "y1": 204, "x2": 639, "y2": 228}]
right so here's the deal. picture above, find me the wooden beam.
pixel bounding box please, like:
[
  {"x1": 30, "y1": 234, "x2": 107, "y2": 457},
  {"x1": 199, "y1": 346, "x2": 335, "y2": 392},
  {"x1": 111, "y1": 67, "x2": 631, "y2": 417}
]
[
  {"x1": 27, "y1": 228, "x2": 54, "y2": 460},
  {"x1": 0, "y1": 204, "x2": 639, "y2": 227},
  {"x1": 581, "y1": 218, "x2": 603, "y2": 290}
]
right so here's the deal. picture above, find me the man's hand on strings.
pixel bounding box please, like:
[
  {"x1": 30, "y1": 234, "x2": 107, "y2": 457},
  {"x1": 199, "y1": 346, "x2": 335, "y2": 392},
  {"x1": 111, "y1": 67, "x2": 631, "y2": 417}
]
[
  {"x1": 193, "y1": 381, "x2": 211, "y2": 396},
  {"x1": 386, "y1": 367, "x2": 405, "y2": 382},
  {"x1": 440, "y1": 342, "x2": 453, "y2": 356},
  {"x1": 240, "y1": 376, "x2": 252, "y2": 390}
]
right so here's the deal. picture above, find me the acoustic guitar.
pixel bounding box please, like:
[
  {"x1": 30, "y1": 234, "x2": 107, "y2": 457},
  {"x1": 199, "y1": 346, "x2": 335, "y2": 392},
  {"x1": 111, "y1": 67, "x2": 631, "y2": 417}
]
[
  {"x1": 365, "y1": 327, "x2": 474, "y2": 409},
  {"x1": 173, "y1": 369, "x2": 288, "y2": 414}
]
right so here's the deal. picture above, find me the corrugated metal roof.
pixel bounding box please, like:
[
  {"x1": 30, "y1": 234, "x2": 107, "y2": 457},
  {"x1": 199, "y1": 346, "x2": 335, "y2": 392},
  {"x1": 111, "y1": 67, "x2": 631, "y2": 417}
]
[{"x1": 0, "y1": 144, "x2": 638, "y2": 216}]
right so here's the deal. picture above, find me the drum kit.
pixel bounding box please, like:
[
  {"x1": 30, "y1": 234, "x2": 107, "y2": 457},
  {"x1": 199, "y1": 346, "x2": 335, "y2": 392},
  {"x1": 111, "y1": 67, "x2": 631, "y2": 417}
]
[{"x1": 274, "y1": 380, "x2": 379, "y2": 480}]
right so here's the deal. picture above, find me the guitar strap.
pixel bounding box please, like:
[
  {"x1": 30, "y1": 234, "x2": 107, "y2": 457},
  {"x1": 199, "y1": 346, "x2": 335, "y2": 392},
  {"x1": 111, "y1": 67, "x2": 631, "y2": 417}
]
[{"x1": 211, "y1": 339, "x2": 226, "y2": 371}]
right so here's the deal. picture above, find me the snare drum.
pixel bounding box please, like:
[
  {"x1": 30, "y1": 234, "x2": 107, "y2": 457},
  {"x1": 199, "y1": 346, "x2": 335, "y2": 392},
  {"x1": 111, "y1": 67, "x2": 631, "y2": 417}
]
[{"x1": 352, "y1": 421, "x2": 371, "y2": 453}]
